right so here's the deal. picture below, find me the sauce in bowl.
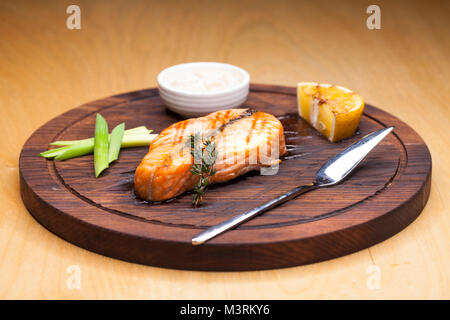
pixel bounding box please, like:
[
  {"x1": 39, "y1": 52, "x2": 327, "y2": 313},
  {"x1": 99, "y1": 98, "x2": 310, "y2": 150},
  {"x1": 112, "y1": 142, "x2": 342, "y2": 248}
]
[
  {"x1": 165, "y1": 67, "x2": 245, "y2": 93},
  {"x1": 157, "y1": 62, "x2": 250, "y2": 117}
]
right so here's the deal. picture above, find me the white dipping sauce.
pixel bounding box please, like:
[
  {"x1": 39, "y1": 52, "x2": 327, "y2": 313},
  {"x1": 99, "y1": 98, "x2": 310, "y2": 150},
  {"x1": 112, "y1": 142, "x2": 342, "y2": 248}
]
[
  {"x1": 157, "y1": 62, "x2": 250, "y2": 117},
  {"x1": 163, "y1": 65, "x2": 245, "y2": 93}
]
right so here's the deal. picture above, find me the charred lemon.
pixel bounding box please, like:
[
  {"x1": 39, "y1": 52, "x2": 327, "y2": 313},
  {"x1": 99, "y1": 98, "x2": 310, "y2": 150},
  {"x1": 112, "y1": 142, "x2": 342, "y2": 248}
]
[{"x1": 297, "y1": 82, "x2": 364, "y2": 142}]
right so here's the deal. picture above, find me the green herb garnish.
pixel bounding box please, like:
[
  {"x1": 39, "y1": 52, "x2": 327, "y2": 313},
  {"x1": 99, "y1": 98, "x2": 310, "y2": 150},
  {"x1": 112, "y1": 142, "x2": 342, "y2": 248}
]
[{"x1": 189, "y1": 133, "x2": 218, "y2": 207}]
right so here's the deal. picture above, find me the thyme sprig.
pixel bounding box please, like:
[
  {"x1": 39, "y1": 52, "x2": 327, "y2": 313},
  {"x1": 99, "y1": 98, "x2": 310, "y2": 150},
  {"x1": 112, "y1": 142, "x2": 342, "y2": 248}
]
[{"x1": 189, "y1": 133, "x2": 218, "y2": 207}]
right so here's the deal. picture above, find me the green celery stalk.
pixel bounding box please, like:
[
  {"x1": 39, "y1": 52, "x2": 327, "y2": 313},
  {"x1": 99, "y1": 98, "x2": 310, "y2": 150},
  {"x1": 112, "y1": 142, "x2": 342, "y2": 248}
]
[
  {"x1": 121, "y1": 133, "x2": 158, "y2": 148},
  {"x1": 41, "y1": 132, "x2": 157, "y2": 160},
  {"x1": 50, "y1": 126, "x2": 151, "y2": 146},
  {"x1": 94, "y1": 114, "x2": 109, "y2": 177},
  {"x1": 108, "y1": 123, "x2": 125, "y2": 164},
  {"x1": 50, "y1": 137, "x2": 92, "y2": 146},
  {"x1": 54, "y1": 140, "x2": 94, "y2": 161},
  {"x1": 39, "y1": 145, "x2": 70, "y2": 158},
  {"x1": 121, "y1": 126, "x2": 150, "y2": 135}
]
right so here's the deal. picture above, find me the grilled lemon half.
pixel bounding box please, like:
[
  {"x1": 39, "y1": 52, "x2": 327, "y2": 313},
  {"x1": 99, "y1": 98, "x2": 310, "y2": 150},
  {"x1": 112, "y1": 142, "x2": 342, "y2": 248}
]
[{"x1": 297, "y1": 82, "x2": 364, "y2": 142}]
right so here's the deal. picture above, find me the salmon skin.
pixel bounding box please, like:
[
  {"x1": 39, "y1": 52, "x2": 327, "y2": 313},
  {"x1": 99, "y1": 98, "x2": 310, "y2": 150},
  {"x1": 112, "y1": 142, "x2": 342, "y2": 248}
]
[{"x1": 134, "y1": 108, "x2": 286, "y2": 202}]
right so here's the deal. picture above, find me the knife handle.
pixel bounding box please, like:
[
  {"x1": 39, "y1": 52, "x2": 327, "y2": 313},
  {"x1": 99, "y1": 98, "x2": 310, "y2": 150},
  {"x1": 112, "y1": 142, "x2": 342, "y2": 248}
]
[{"x1": 191, "y1": 183, "x2": 317, "y2": 245}]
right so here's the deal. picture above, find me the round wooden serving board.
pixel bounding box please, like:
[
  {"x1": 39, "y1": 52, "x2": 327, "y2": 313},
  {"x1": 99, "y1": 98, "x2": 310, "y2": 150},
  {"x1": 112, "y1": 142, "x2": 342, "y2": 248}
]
[{"x1": 19, "y1": 84, "x2": 431, "y2": 271}]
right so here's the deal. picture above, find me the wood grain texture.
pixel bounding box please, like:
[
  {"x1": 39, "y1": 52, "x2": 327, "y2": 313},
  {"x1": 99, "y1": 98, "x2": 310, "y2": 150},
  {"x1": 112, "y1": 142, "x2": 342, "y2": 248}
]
[
  {"x1": 0, "y1": 0, "x2": 449, "y2": 297},
  {"x1": 19, "y1": 85, "x2": 431, "y2": 271}
]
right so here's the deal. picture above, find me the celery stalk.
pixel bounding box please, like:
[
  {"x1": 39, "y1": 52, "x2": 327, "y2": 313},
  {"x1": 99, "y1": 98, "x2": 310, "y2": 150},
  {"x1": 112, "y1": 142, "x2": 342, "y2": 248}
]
[
  {"x1": 50, "y1": 137, "x2": 92, "y2": 146},
  {"x1": 49, "y1": 126, "x2": 151, "y2": 146},
  {"x1": 39, "y1": 146, "x2": 70, "y2": 158},
  {"x1": 94, "y1": 114, "x2": 109, "y2": 177},
  {"x1": 54, "y1": 140, "x2": 94, "y2": 161},
  {"x1": 40, "y1": 133, "x2": 158, "y2": 160},
  {"x1": 121, "y1": 133, "x2": 158, "y2": 148},
  {"x1": 108, "y1": 123, "x2": 125, "y2": 164}
]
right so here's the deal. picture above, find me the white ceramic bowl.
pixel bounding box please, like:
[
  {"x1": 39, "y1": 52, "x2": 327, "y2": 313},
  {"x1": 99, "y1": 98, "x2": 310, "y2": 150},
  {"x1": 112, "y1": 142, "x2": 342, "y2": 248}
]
[{"x1": 157, "y1": 62, "x2": 250, "y2": 117}]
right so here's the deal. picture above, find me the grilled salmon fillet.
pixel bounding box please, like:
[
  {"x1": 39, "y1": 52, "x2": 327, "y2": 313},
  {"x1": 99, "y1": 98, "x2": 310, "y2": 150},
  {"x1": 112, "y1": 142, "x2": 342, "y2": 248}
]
[{"x1": 134, "y1": 108, "x2": 286, "y2": 201}]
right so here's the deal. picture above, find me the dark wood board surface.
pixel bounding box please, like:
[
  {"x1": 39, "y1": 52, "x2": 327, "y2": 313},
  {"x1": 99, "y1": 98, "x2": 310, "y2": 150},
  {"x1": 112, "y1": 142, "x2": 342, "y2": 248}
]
[{"x1": 19, "y1": 84, "x2": 432, "y2": 271}]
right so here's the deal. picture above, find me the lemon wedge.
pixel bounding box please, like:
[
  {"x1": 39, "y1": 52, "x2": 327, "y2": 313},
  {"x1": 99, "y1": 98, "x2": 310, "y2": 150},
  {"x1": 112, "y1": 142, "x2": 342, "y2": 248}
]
[{"x1": 297, "y1": 82, "x2": 364, "y2": 142}]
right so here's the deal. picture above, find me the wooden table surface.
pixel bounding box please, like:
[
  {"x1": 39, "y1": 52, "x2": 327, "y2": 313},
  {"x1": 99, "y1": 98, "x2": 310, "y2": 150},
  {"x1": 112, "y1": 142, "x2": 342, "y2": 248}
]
[{"x1": 0, "y1": 0, "x2": 448, "y2": 299}]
